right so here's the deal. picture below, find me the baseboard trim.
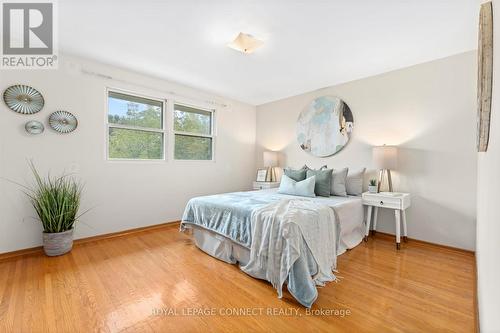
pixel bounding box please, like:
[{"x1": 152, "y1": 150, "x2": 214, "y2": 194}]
[
  {"x1": 1, "y1": 222, "x2": 474, "y2": 261},
  {"x1": 373, "y1": 231, "x2": 475, "y2": 255},
  {"x1": 473, "y1": 255, "x2": 479, "y2": 333},
  {"x1": 0, "y1": 220, "x2": 181, "y2": 261}
]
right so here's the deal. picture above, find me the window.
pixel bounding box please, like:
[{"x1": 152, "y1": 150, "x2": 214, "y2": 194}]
[
  {"x1": 107, "y1": 91, "x2": 165, "y2": 160},
  {"x1": 173, "y1": 104, "x2": 214, "y2": 160}
]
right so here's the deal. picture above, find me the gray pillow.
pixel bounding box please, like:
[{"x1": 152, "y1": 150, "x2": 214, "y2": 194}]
[
  {"x1": 346, "y1": 168, "x2": 366, "y2": 196},
  {"x1": 306, "y1": 168, "x2": 333, "y2": 197},
  {"x1": 283, "y1": 166, "x2": 307, "y2": 182},
  {"x1": 278, "y1": 175, "x2": 316, "y2": 197},
  {"x1": 331, "y1": 168, "x2": 348, "y2": 197}
]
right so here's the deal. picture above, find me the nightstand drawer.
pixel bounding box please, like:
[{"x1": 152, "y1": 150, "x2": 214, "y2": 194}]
[
  {"x1": 253, "y1": 181, "x2": 280, "y2": 190},
  {"x1": 362, "y1": 192, "x2": 411, "y2": 210},
  {"x1": 363, "y1": 197, "x2": 401, "y2": 209}
]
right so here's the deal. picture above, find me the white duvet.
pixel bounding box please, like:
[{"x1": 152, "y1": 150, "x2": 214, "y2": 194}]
[{"x1": 257, "y1": 188, "x2": 365, "y2": 254}]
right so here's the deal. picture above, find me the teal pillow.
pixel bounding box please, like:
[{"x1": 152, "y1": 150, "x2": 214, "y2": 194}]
[
  {"x1": 277, "y1": 175, "x2": 316, "y2": 198},
  {"x1": 283, "y1": 166, "x2": 307, "y2": 182},
  {"x1": 306, "y1": 168, "x2": 333, "y2": 197}
]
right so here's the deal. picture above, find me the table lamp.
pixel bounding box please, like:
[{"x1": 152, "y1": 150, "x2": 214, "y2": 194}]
[
  {"x1": 373, "y1": 145, "x2": 398, "y2": 192},
  {"x1": 263, "y1": 151, "x2": 278, "y2": 182}
]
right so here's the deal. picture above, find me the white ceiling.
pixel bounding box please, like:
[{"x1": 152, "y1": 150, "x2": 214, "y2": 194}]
[{"x1": 60, "y1": 0, "x2": 478, "y2": 105}]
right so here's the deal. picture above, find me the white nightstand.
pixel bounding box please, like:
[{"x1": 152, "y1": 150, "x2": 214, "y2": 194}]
[
  {"x1": 253, "y1": 181, "x2": 280, "y2": 190},
  {"x1": 362, "y1": 192, "x2": 411, "y2": 250}
]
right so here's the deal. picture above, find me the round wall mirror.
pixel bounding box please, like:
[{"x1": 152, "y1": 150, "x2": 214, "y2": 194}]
[{"x1": 296, "y1": 96, "x2": 353, "y2": 157}]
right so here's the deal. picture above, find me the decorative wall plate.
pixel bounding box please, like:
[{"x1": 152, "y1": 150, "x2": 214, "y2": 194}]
[
  {"x1": 296, "y1": 96, "x2": 354, "y2": 157},
  {"x1": 3, "y1": 85, "x2": 44, "y2": 114},
  {"x1": 49, "y1": 111, "x2": 78, "y2": 133},
  {"x1": 25, "y1": 120, "x2": 45, "y2": 134}
]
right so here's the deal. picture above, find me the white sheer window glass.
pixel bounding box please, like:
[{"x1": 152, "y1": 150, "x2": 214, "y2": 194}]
[
  {"x1": 173, "y1": 104, "x2": 214, "y2": 160},
  {"x1": 107, "y1": 90, "x2": 166, "y2": 160}
]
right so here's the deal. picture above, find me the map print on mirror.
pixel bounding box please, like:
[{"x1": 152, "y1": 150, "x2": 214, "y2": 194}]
[{"x1": 297, "y1": 96, "x2": 353, "y2": 157}]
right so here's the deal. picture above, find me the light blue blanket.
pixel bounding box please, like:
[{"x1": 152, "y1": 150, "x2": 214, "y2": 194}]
[
  {"x1": 181, "y1": 190, "x2": 283, "y2": 247},
  {"x1": 181, "y1": 190, "x2": 341, "y2": 307}
]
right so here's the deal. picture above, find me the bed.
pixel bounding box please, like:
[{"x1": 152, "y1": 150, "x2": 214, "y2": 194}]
[{"x1": 180, "y1": 188, "x2": 365, "y2": 307}]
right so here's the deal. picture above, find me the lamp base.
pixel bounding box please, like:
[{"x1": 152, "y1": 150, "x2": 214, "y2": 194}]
[
  {"x1": 377, "y1": 169, "x2": 393, "y2": 192},
  {"x1": 266, "y1": 167, "x2": 277, "y2": 182}
]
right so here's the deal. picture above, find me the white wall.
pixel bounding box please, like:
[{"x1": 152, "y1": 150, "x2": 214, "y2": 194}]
[
  {"x1": 256, "y1": 52, "x2": 477, "y2": 250},
  {"x1": 0, "y1": 55, "x2": 256, "y2": 253},
  {"x1": 477, "y1": 1, "x2": 500, "y2": 331}
]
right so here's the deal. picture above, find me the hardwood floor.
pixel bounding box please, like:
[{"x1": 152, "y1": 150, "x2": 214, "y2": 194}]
[{"x1": 0, "y1": 225, "x2": 476, "y2": 333}]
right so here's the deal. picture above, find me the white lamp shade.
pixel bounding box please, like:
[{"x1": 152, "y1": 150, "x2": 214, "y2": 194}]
[
  {"x1": 263, "y1": 151, "x2": 278, "y2": 167},
  {"x1": 373, "y1": 146, "x2": 398, "y2": 170}
]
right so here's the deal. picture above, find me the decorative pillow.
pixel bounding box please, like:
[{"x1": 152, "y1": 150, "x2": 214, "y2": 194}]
[
  {"x1": 278, "y1": 175, "x2": 316, "y2": 197},
  {"x1": 346, "y1": 168, "x2": 366, "y2": 196},
  {"x1": 331, "y1": 168, "x2": 349, "y2": 197},
  {"x1": 283, "y1": 165, "x2": 308, "y2": 182},
  {"x1": 306, "y1": 168, "x2": 333, "y2": 197}
]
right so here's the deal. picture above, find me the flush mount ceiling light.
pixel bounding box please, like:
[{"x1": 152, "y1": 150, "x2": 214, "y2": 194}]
[{"x1": 227, "y1": 32, "x2": 263, "y2": 54}]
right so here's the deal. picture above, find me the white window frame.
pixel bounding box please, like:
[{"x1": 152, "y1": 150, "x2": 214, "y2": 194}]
[
  {"x1": 172, "y1": 102, "x2": 216, "y2": 161},
  {"x1": 106, "y1": 88, "x2": 167, "y2": 162}
]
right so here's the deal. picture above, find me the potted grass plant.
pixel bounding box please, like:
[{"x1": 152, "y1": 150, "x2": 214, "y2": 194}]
[
  {"x1": 368, "y1": 179, "x2": 378, "y2": 193},
  {"x1": 24, "y1": 162, "x2": 84, "y2": 256}
]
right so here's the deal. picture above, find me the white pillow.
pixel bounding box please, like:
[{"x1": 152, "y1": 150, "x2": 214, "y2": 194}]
[
  {"x1": 278, "y1": 175, "x2": 316, "y2": 197},
  {"x1": 330, "y1": 168, "x2": 348, "y2": 197},
  {"x1": 346, "y1": 168, "x2": 366, "y2": 196}
]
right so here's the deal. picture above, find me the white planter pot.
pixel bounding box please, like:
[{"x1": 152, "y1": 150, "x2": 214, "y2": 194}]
[{"x1": 368, "y1": 185, "x2": 378, "y2": 193}]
